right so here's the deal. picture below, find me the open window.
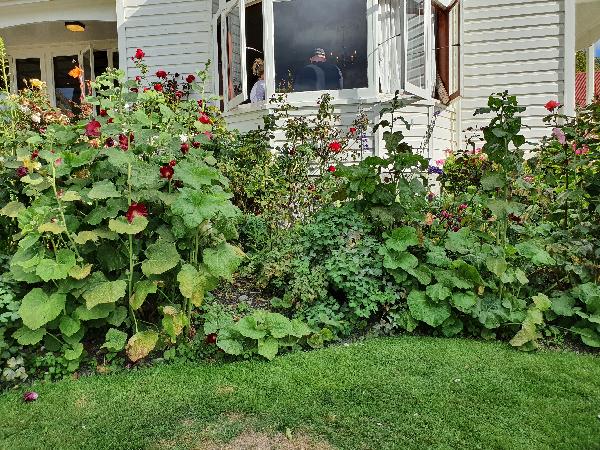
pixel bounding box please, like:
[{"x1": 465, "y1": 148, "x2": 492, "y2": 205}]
[
  {"x1": 214, "y1": 0, "x2": 248, "y2": 110},
  {"x1": 433, "y1": 0, "x2": 460, "y2": 103}
]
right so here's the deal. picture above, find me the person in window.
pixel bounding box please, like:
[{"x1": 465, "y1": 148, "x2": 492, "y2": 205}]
[
  {"x1": 293, "y1": 48, "x2": 343, "y2": 92},
  {"x1": 250, "y1": 58, "x2": 266, "y2": 103}
]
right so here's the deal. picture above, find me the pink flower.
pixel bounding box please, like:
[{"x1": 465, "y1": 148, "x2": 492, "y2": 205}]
[
  {"x1": 203, "y1": 131, "x2": 213, "y2": 140},
  {"x1": 126, "y1": 203, "x2": 148, "y2": 223},
  {"x1": 23, "y1": 391, "x2": 38, "y2": 403},
  {"x1": 156, "y1": 70, "x2": 167, "y2": 78},
  {"x1": 574, "y1": 144, "x2": 590, "y2": 156},
  {"x1": 134, "y1": 49, "x2": 145, "y2": 60},
  {"x1": 54, "y1": 158, "x2": 63, "y2": 167},
  {"x1": 186, "y1": 74, "x2": 196, "y2": 83},
  {"x1": 552, "y1": 127, "x2": 566, "y2": 145},
  {"x1": 169, "y1": 160, "x2": 177, "y2": 167},
  {"x1": 545, "y1": 100, "x2": 560, "y2": 112},
  {"x1": 84, "y1": 120, "x2": 101, "y2": 138},
  {"x1": 175, "y1": 90, "x2": 183, "y2": 99},
  {"x1": 435, "y1": 159, "x2": 446, "y2": 167}
]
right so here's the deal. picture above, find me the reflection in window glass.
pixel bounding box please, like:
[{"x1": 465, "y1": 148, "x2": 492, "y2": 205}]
[
  {"x1": 226, "y1": 4, "x2": 243, "y2": 101},
  {"x1": 273, "y1": 0, "x2": 368, "y2": 93},
  {"x1": 94, "y1": 50, "x2": 109, "y2": 79},
  {"x1": 406, "y1": 0, "x2": 426, "y2": 90},
  {"x1": 16, "y1": 58, "x2": 41, "y2": 90},
  {"x1": 53, "y1": 55, "x2": 81, "y2": 114}
]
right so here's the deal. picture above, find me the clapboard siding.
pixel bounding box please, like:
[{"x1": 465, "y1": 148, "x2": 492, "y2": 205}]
[
  {"x1": 460, "y1": 0, "x2": 566, "y2": 145},
  {"x1": 121, "y1": 0, "x2": 213, "y2": 88}
]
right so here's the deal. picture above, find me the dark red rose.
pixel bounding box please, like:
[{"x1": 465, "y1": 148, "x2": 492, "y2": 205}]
[
  {"x1": 105, "y1": 137, "x2": 115, "y2": 148},
  {"x1": 134, "y1": 48, "x2": 145, "y2": 60},
  {"x1": 181, "y1": 143, "x2": 190, "y2": 154},
  {"x1": 85, "y1": 120, "x2": 101, "y2": 138},
  {"x1": 108, "y1": 118, "x2": 114, "y2": 123},
  {"x1": 130, "y1": 87, "x2": 139, "y2": 93},
  {"x1": 31, "y1": 150, "x2": 39, "y2": 159},
  {"x1": 160, "y1": 165, "x2": 174, "y2": 180},
  {"x1": 126, "y1": 203, "x2": 148, "y2": 223},
  {"x1": 99, "y1": 109, "x2": 108, "y2": 117},
  {"x1": 205, "y1": 333, "x2": 217, "y2": 345},
  {"x1": 156, "y1": 70, "x2": 167, "y2": 78},
  {"x1": 329, "y1": 141, "x2": 342, "y2": 153},
  {"x1": 16, "y1": 166, "x2": 28, "y2": 178},
  {"x1": 198, "y1": 113, "x2": 212, "y2": 125},
  {"x1": 327, "y1": 165, "x2": 336, "y2": 173},
  {"x1": 169, "y1": 160, "x2": 177, "y2": 167},
  {"x1": 154, "y1": 84, "x2": 163, "y2": 92},
  {"x1": 118, "y1": 134, "x2": 130, "y2": 151},
  {"x1": 186, "y1": 74, "x2": 196, "y2": 83},
  {"x1": 191, "y1": 141, "x2": 201, "y2": 149},
  {"x1": 135, "y1": 75, "x2": 142, "y2": 82}
]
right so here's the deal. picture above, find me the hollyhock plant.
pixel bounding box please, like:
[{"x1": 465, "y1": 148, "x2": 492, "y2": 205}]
[
  {"x1": 205, "y1": 333, "x2": 217, "y2": 344},
  {"x1": 169, "y1": 160, "x2": 177, "y2": 167},
  {"x1": 349, "y1": 127, "x2": 357, "y2": 134},
  {"x1": 156, "y1": 70, "x2": 167, "y2": 78},
  {"x1": 84, "y1": 120, "x2": 101, "y2": 138},
  {"x1": 160, "y1": 165, "x2": 174, "y2": 180},
  {"x1": 126, "y1": 203, "x2": 148, "y2": 223},
  {"x1": 329, "y1": 141, "x2": 342, "y2": 153},
  {"x1": 105, "y1": 137, "x2": 115, "y2": 148},
  {"x1": 154, "y1": 84, "x2": 163, "y2": 92},
  {"x1": 545, "y1": 100, "x2": 560, "y2": 112},
  {"x1": 192, "y1": 141, "x2": 201, "y2": 149},
  {"x1": 16, "y1": 166, "x2": 28, "y2": 178},
  {"x1": 99, "y1": 109, "x2": 108, "y2": 117},
  {"x1": 552, "y1": 127, "x2": 566, "y2": 145},
  {"x1": 181, "y1": 143, "x2": 190, "y2": 154}
]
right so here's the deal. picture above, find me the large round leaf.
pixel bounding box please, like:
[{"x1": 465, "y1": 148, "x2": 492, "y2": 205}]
[
  {"x1": 407, "y1": 290, "x2": 451, "y2": 328},
  {"x1": 18, "y1": 288, "x2": 66, "y2": 330},
  {"x1": 141, "y1": 240, "x2": 180, "y2": 276}
]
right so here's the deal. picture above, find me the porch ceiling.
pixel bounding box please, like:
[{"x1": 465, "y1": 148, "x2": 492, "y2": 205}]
[{"x1": 576, "y1": 0, "x2": 600, "y2": 50}]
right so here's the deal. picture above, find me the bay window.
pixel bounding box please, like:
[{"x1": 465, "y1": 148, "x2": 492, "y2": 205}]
[{"x1": 213, "y1": 0, "x2": 460, "y2": 109}]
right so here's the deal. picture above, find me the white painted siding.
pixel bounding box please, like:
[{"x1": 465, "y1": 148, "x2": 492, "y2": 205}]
[
  {"x1": 460, "y1": 0, "x2": 566, "y2": 146},
  {"x1": 120, "y1": 0, "x2": 213, "y2": 87}
]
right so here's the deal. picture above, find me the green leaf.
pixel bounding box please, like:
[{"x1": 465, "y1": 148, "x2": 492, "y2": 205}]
[
  {"x1": 481, "y1": 172, "x2": 507, "y2": 191},
  {"x1": 257, "y1": 337, "x2": 279, "y2": 360},
  {"x1": 126, "y1": 331, "x2": 159, "y2": 362},
  {"x1": 485, "y1": 256, "x2": 508, "y2": 277},
  {"x1": 107, "y1": 306, "x2": 128, "y2": 327},
  {"x1": 290, "y1": 319, "x2": 312, "y2": 338},
  {"x1": 426, "y1": 283, "x2": 452, "y2": 302},
  {"x1": 108, "y1": 216, "x2": 148, "y2": 235},
  {"x1": 171, "y1": 187, "x2": 239, "y2": 229},
  {"x1": 13, "y1": 326, "x2": 46, "y2": 345},
  {"x1": 451, "y1": 292, "x2": 478, "y2": 313},
  {"x1": 130, "y1": 280, "x2": 158, "y2": 310},
  {"x1": 162, "y1": 306, "x2": 187, "y2": 343},
  {"x1": 141, "y1": 240, "x2": 180, "y2": 276},
  {"x1": 236, "y1": 315, "x2": 267, "y2": 339},
  {"x1": 383, "y1": 250, "x2": 418, "y2": 272},
  {"x1": 63, "y1": 342, "x2": 84, "y2": 361},
  {"x1": 509, "y1": 319, "x2": 538, "y2": 348},
  {"x1": 88, "y1": 180, "x2": 121, "y2": 200},
  {"x1": 173, "y1": 160, "x2": 223, "y2": 190},
  {"x1": 61, "y1": 190, "x2": 82, "y2": 202},
  {"x1": 18, "y1": 289, "x2": 66, "y2": 330},
  {"x1": 441, "y1": 316, "x2": 463, "y2": 337},
  {"x1": 1, "y1": 201, "x2": 25, "y2": 218},
  {"x1": 177, "y1": 264, "x2": 212, "y2": 307},
  {"x1": 216, "y1": 328, "x2": 244, "y2": 355},
  {"x1": 101, "y1": 328, "x2": 128, "y2": 352},
  {"x1": 451, "y1": 260, "x2": 484, "y2": 288},
  {"x1": 445, "y1": 228, "x2": 478, "y2": 255},
  {"x1": 203, "y1": 243, "x2": 244, "y2": 281},
  {"x1": 83, "y1": 280, "x2": 127, "y2": 309},
  {"x1": 384, "y1": 226, "x2": 419, "y2": 252},
  {"x1": 68, "y1": 264, "x2": 93, "y2": 280},
  {"x1": 515, "y1": 242, "x2": 556, "y2": 266},
  {"x1": 38, "y1": 222, "x2": 66, "y2": 234},
  {"x1": 265, "y1": 313, "x2": 291, "y2": 338},
  {"x1": 407, "y1": 290, "x2": 451, "y2": 327},
  {"x1": 532, "y1": 293, "x2": 551, "y2": 312},
  {"x1": 551, "y1": 294, "x2": 576, "y2": 317},
  {"x1": 35, "y1": 249, "x2": 76, "y2": 281},
  {"x1": 75, "y1": 303, "x2": 115, "y2": 321},
  {"x1": 59, "y1": 316, "x2": 81, "y2": 337}
]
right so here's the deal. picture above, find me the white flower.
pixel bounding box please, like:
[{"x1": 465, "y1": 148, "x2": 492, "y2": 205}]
[
  {"x1": 180, "y1": 134, "x2": 189, "y2": 143},
  {"x1": 19, "y1": 105, "x2": 30, "y2": 114},
  {"x1": 31, "y1": 113, "x2": 41, "y2": 123},
  {"x1": 124, "y1": 103, "x2": 131, "y2": 112}
]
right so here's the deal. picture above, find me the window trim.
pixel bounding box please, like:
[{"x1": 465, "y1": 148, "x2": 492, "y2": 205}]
[{"x1": 404, "y1": 0, "x2": 433, "y2": 99}]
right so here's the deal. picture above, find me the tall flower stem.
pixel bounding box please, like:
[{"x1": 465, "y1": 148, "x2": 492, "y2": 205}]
[
  {"x1": 127, "y1": 163, "x2": 138, "y2": 333},
  {"x1": 51, "y1": 164, "x2": 81, "y2": 259}
]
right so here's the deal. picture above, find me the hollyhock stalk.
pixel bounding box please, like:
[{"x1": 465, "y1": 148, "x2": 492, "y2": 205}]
[{"x1": 126, "y1": 163, "x2": 139, "y2": 333}]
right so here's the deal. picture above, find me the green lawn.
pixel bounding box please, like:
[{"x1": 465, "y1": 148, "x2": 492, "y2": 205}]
[{"x1": 1, "y1": 337, "x2": 599, "y2": 450}]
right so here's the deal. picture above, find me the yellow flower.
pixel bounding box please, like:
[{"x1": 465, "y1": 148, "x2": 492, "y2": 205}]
[
  {"x1": 30, "y1": 79, "x2": 43, "y2": 89},
  {"x1": 20, "y1": 157, "x2": 41, "y2": 172}
]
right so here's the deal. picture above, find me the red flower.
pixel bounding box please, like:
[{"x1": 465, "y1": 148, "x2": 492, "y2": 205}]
[
  {"x1": 198, "y1": 113, "x2": 212, "y2": 125},
  {"x1": 181, "y1": 143, "x2": 190, "y2": 154},
  {"x1": 130, "y1": 87, "x2": 139, "y2": 93},
  {"x1": 135, "y1": 76, "x2": 142, "y2": 83},
  {"x1": 108, "y1": 118, "x2": 114, "y2": 124},
  {"x1": 192, "y1": 141, "x2": 201, "y2": 149},
  {"x1": 134, "y1": 48, "x2": 145, "y2": 60},
  {"x1": 105, "y1": 137, "x2": 115, "y2": 148},
  {"x1": 169, "y1": 160, "x2": 177, "y2": 167},
  {"x1": 126, "y1": 203, "x2": 148, "y2": 223},
  {"x1": 327, "y1": 165, "x2": 336, "y2": 173},
  {"x1": 329, "y1": 141, "x2": 342, "y2": 153},
  {"x1": 99, "y1": 109, "x2": 108, "y2": 117},
  {"x1": 16, "y1": 166, "x2": 28, "y2": 178},
  {"x1": 143, "y1": 87, "x2": 150, "y2": 92},
  {"x1": 156, "y1": 70, "x2": 167, "y2": 78},
  {"x1": 154, "y1": 84, "x2": 163, "y2": 92},
  {"x1": 85, "y1": 120, "x2": 101, "y2": 138},
  {"x1": 31, "y1": 150, "x2": 39, "y2": 160},
  {"x1": 545, "y1": 100, "x2": 560, "y2": 112},
  {"x1": 119, "y1": 133, "x2": 131, "y2": 151},
  {"x1": 349, "y1": 127, "x2": 357, "y2": 134},
  {"x1": 203, "y1": 131, "x2": 213, "y2": 140},
  {"x1": 186, "y1": 74, "x2": 196, "y2": 83},
  {"x1": 205, "y1": 333, "x2": 217, "y2": 345},
  {"x1": 175, "y1": 90, "x2": 183, "y2": 99},
  {"x1": 160, "y1": 165, "x2": 174, "y2": 180}
]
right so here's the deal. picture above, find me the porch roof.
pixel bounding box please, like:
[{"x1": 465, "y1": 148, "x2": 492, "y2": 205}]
[{"x1": 576, "y1": 0, "x2": 600, "y2": 50}]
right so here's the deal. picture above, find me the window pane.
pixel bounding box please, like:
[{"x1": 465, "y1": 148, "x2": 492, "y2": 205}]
[
  {"x1": 16, "y1": 58, "x2": 41, "y2": 91},
  {"x1": 94, "y1": 50, "x2": 109, "y2": 78},
  {"x1": 406, "y1": 0, "x2": 426, "y2": 90},
  {"x1": 53, "y1": 55, "x2": 81, "y2": 114},
  {"x1": 273, "y1": 0, "x2": 368, "y2": 93},
  {"x1": 246, "y1": 2, "x2": 264, "y2": 101},
  {"x1": 226, "y1": 3, "x2": 243, "y2": 101}
]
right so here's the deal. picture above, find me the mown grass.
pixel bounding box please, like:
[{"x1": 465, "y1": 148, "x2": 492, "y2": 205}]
[{"x1": 1, "y1": 336, "x2": 599, "y2": 450}]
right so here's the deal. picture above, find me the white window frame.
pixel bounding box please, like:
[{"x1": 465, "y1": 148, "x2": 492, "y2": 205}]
[
  {"x1": 404, "y1": 0, "x2": 432, "y2": 98},
  {"x1": 214, "y1": 0, "x2": 248, "y2": 110}
]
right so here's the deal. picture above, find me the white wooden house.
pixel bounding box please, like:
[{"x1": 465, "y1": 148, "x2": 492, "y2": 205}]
[{"x1": 1, "y1": 0, "x2": 599, "y2": 161}]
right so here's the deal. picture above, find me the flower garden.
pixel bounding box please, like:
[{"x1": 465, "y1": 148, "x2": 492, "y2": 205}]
[{"x1": 0, "y1": 42, "x2": 599, "y2": 446}]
